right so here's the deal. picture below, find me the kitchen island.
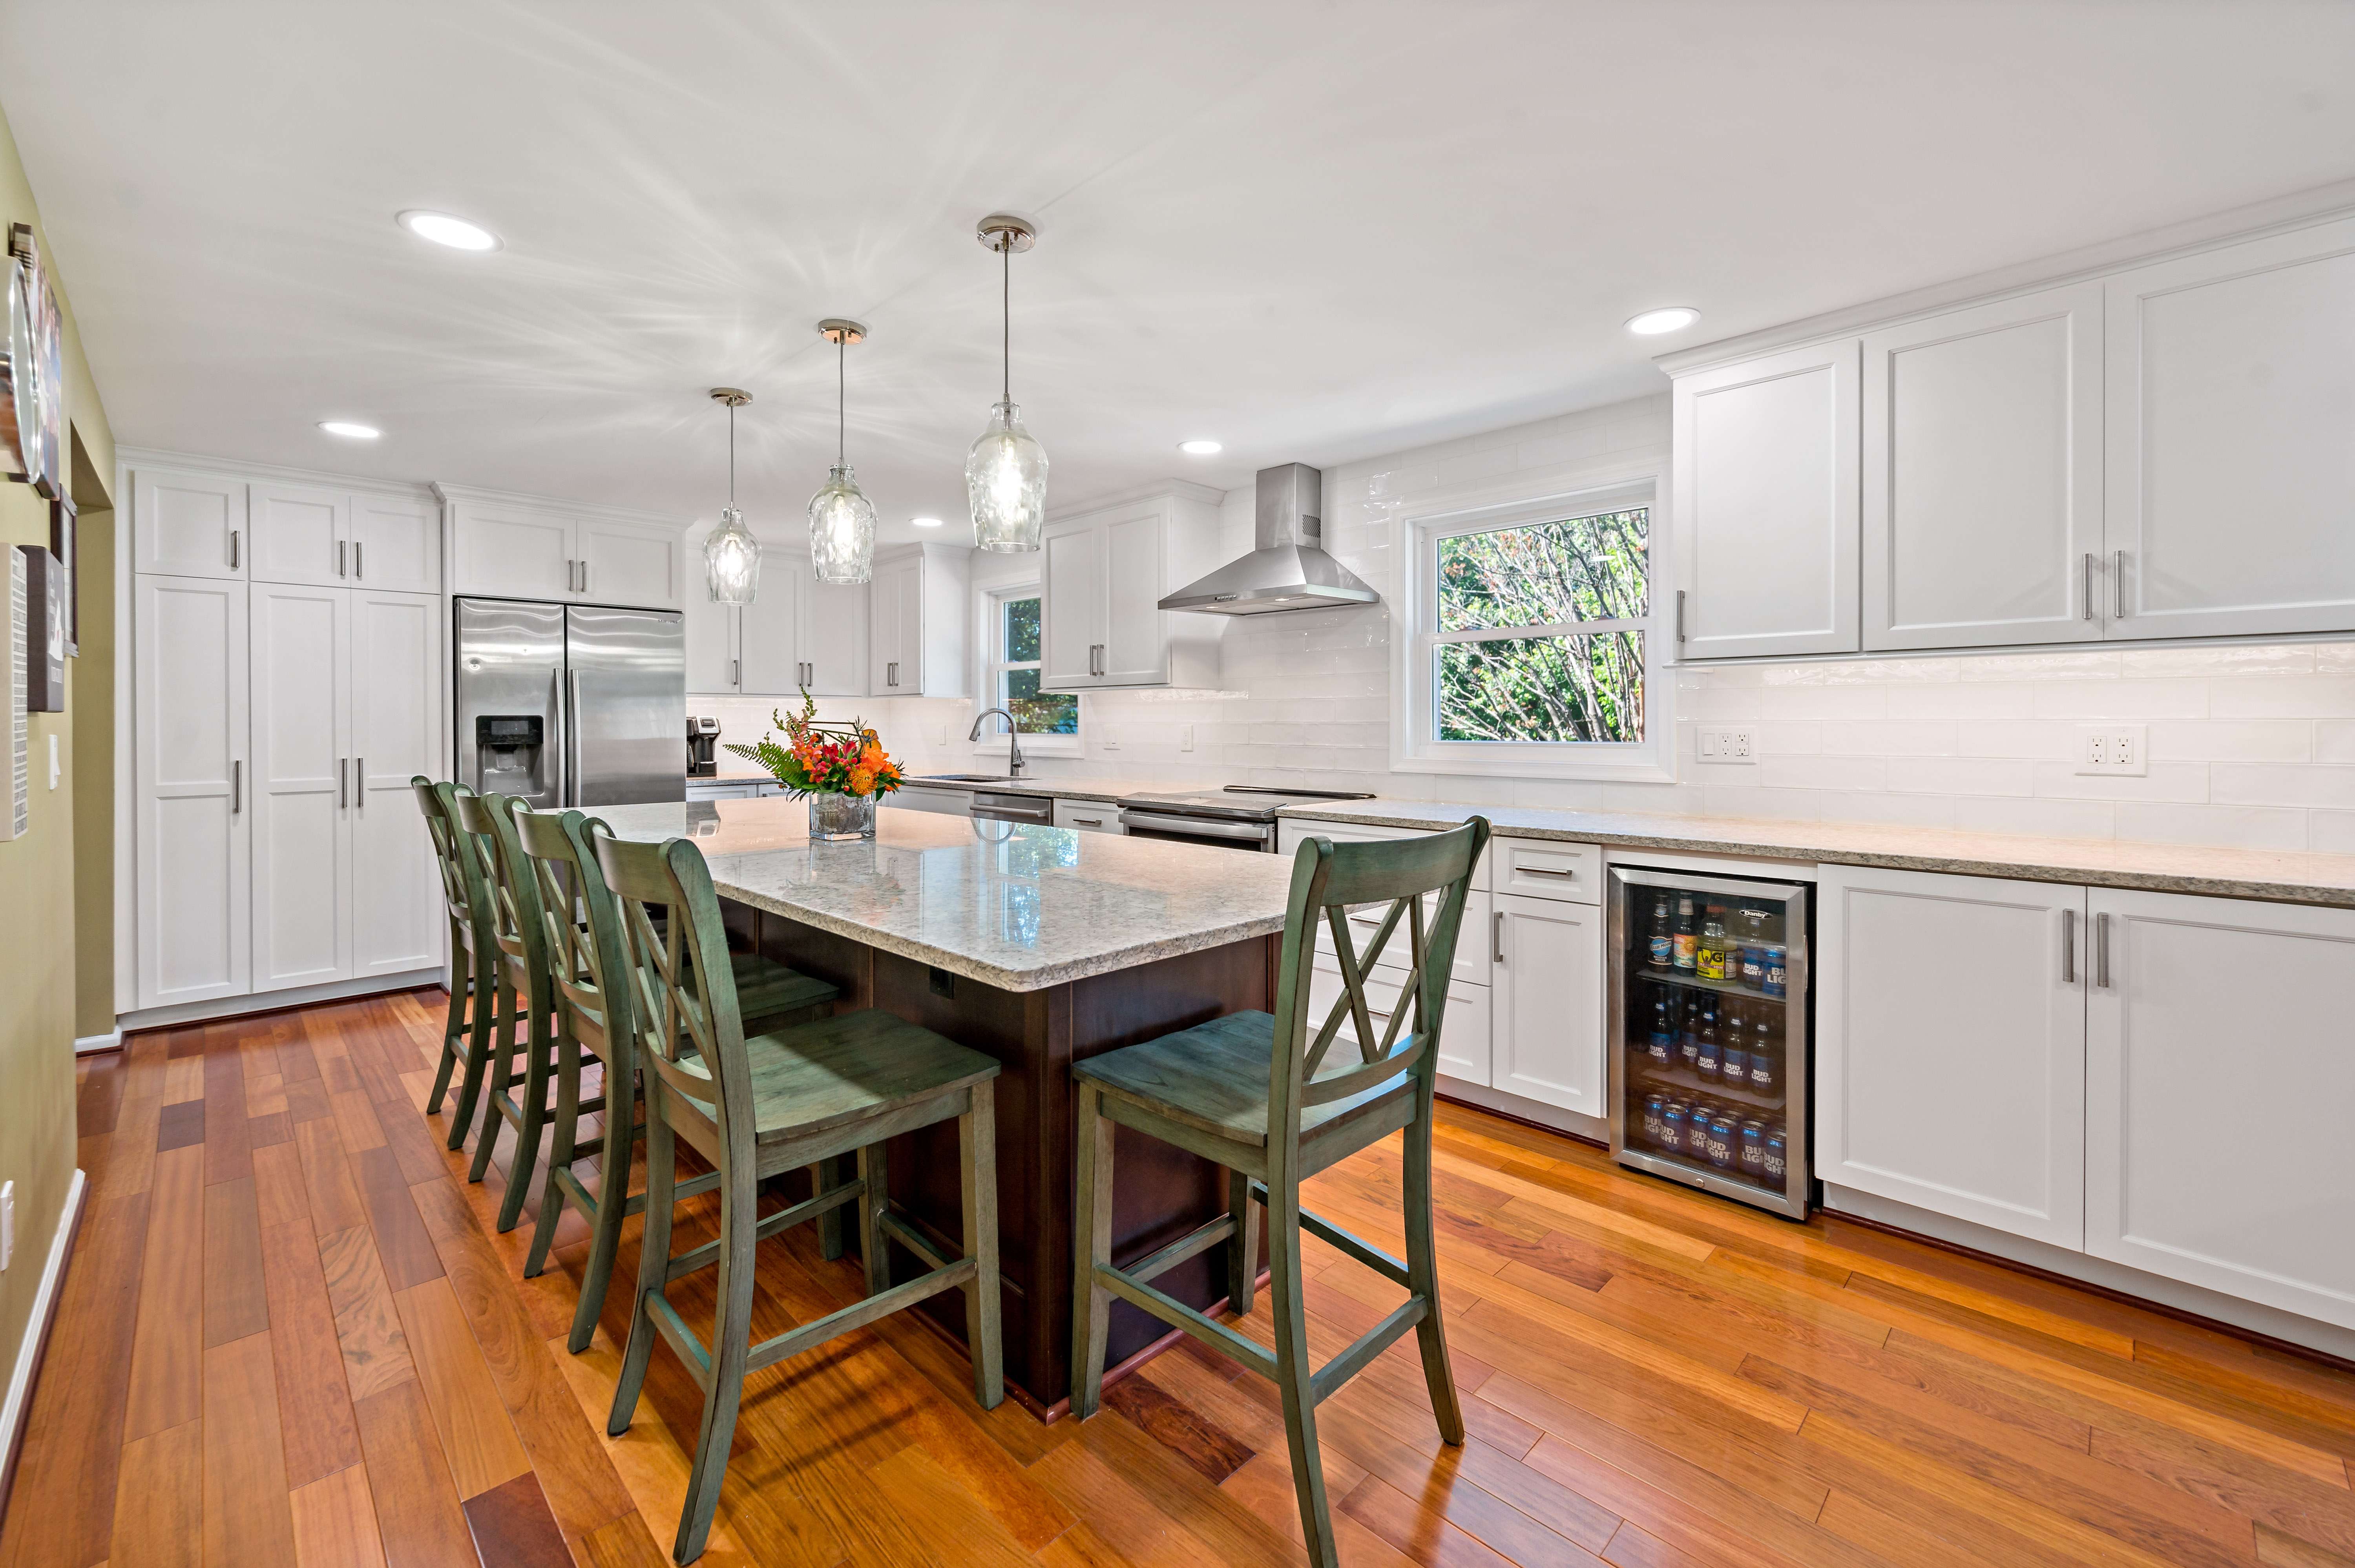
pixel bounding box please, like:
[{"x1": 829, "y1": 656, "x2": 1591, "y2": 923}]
[{"x1": 593, "y1": 797, "x2": 1301, "y2": 1412}]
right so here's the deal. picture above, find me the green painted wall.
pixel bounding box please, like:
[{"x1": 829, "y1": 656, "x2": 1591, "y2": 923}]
[{"x1": 0, "y1": 94, "x2": 113, "y2": 1380}]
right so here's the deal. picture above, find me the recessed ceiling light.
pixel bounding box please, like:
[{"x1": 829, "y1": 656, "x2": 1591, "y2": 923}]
[
  {"x1": 397, "y1": 210, "x2": 500, "y2": 251},
  {"x1": 1626, "y1": 306, "x2": 1701, "y2": 336},
  {"x1": 318, "y1": 421, "x2": 381, "y2": 440},
  {"x1": 1178, "y1": 439, "x2": 1222, "y2": 455},
  {"x1": 911, "y1": 516, "x2": 943, "y2": 528}
]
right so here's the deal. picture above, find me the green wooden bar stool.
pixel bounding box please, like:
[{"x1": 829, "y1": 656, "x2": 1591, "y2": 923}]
[
  {"x1": 448, "y1": 790, "x2": 589, "y2": 1232},
  {"x1": 411, "y1": 778, "x2": 515, "y2": 1153},
  {"x1": 1069, "y1": 818, "x2": 1490, "y2": 1568},
  {"x1": 511, "y1": 807, "x2": 840, "y2": 1353},
  {"x1": 596, "y1": 831, "x2": 1004, "y2": 1565}
]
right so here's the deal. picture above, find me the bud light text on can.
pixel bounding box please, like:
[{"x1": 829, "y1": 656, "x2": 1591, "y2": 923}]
[
  {"x1": 1660, "y1": 1103, "x2": 1688, "y2": 1154},
  {"x1": 1762, "y1": 944, "x2": 1787, "y2": 998},
  {"x1": 1740, "y1": 1119, "x2": 1766, "y2": 1177},
  {"x1": 1764, "y1": 1124, "x2": 1787, "y2": 1181},
  {"x1": 1707, "y1": 1114, "x2": 1738, "y2": 1170}
]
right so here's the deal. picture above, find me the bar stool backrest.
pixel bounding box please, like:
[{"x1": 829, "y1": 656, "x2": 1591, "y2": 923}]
[
  {"x1": 515, "y1": 808, "x2": 629, "y2": 1051},
  {"x1": 416, "y1": 779, "x2": 497, "y2": 953},
  {"x1": 451, "y1": 791, "x2": 551, "y2": 1006},
  {"x1": 593, "y1": 833, "x2": 753, "y2": 1169},
  {"x1": 1269, "y1": 819, "x2": 1490, "y2": 1144}
]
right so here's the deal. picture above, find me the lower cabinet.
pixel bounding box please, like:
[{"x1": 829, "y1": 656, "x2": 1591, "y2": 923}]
[
  {"x1": 2085, "y1": 889, "x2": 2355, "y2": 1331},
  {"x1": 1306, "y1": 953, "x2": 1492, "y2": 1086},
  {"x1": 1816, "y1": 865, "x2": 2087, "y2": 1249},
  {"x1": 885, "y1": 785, "x2": 974, "y2": 817},
  {"x1": 1052, "y1": 798, "x2": 1122, "y2": 833},
  {"x1": 1491, "y1": 892, "x2": 1607, "y2": 1117}
]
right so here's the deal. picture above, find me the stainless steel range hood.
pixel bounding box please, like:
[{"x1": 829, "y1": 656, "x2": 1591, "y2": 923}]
[{"x1": 1158, "y1": 462, "x2": 1379, "y2": 616}]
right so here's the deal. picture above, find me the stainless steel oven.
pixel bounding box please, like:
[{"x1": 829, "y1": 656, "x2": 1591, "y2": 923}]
[{"x1": 1115, "y1": 787, "x2": 1376, "y2": 852}]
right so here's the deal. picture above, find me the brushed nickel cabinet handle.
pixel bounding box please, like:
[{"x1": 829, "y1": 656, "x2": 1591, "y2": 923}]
[
  {"x1": 2112, "y1": 550, "x2": 2126, "y2": 619},
  {"x1": 355, "y1": 757, "x2": 364, "y2": 808},
  {"x1": 232, "y1": 759, "x2": 242, "y2": 814},
  {"x1": 1675, "y1": 588, "x2": 1686, "y2": 644},
  {"x1": 2095, "y1": 911, "x2": 2111, "y2": 989},
  {"x1": 339, "y1": 758, "x2": 348, "y2": 809},
  {"x1": 354, "y1": 541, "x2": 363, "y2": 579},
  {"x1": 1493, "y1": 911, "x2": 1505, "y2": 965},
  {"x1": 229, "y1": 530, "x2": 240, "y2": 570},
  {"x1": 2082, "y1": 554, "x2": 2095, "y2": 621},
  {"x1": 2061, "y1": 907, "x2": 2076, "y2": 982},
  {"x1": 337, "y1": 540, "x2": 347, "y2": 577}
]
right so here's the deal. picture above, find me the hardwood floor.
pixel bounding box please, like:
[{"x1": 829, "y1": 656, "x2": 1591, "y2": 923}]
[{"x1": 8, "y1": 989, "x2": 2355, "y2": 1567}]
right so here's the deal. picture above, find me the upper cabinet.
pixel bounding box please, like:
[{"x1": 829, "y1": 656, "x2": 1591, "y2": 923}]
[
  {"x1": 1670, "y1": 341, "x2": 1860, "y2": 659},
  {"x1": 2103, "y1": 216, "x2": 2355, "y2": 641},
  {"x1": 1862, "y1": 283, "x2": 2105, "y2": 650},
  {"x1": 867, "y1": 546, "x2": 969, "y2": 697},
  {"x1": 1039, "y1": 488, "x2": 1223, "y2": 690},
  {"x1": 1671, "y1": 212, "x2": 2355, "y2": 660},
  {"x1": 132, "y1": 463, "x2": 440, "y2": 593},
  {"x1": 443, "y1": 486, "x2": 686, "y2": 611},
  {"x1": 687, "y1": 545, "x2": 964, "y2": 701}
]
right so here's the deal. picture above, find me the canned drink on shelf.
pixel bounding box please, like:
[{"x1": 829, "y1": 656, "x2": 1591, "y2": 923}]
[
  {"x1": 1764, "y1": 1123, "x2": 1788, "y2": 1182},
  {"x1": 1762, "y1": 945, "x2": 1788, "y2": 998},
  {"x1": 1660, "y1": 1101, "x2": 1689, "y2": 1154},
  {"x1": 1641, "y1": 1092, "x2": 1666, "y2": 1147},
  {"x1": 1740, "y1": 1119, "x2": 1767, "y2": 1177},
  {"x1": 1707, "y1": 1114, "x2": 1738, "y2": 1170}
]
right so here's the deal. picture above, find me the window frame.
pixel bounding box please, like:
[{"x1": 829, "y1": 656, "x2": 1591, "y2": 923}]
[
  {"x1": 975, "y1": 581, "x2": 1082, "y2": 756},
  {"x1": 1393, "y1": 477, "x2": 1675, "y2": 783}
]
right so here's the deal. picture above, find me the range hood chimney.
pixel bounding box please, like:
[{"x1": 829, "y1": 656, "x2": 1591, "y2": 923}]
[{"x1": 1158, "y1": 462, "x2": 1379, "y2": 616}]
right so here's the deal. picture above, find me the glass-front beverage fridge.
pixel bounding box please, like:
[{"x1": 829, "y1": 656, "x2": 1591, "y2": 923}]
[{"x1": 1607, "y1": 865, "x2": 1813, "y2": 1219}]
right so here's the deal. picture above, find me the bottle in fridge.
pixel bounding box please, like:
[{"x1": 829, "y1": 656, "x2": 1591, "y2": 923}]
[{"x1": 1607, "y1": 864, "x2": 1811, "y2": 1219}]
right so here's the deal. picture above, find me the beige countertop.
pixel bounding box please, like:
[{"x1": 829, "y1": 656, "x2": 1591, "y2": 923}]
[
  {"x1": 1275, "y1": 799, "x2": 2355, "y2": 908},
  {"x1": 592, "y1": 797, "x2": 1296, "y2": 991},
  {"x1": 892, "y1": 774, "x2": 1212, "y2": 804}
]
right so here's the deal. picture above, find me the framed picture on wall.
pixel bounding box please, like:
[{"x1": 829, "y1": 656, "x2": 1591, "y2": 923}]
[
  {"x1": 49, "y1": 489, "x2": 74, "y2": 656},
  {"x1": 17, "y1": 545, "x2": 63, "y2": 711}
]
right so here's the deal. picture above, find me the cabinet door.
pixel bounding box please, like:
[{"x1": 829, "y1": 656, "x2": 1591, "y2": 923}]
[
  {"x1": 456, "y1": 506, "x2": 574, "y2": 599},
  {"x1": 1101, "y1": 511, "x2": 1168, "y2": 685},
  {"x1": 1492, "y1": 892, "x2": 1605, "y2": 1115},
  {"x1": 134, "y1": 575, "x2": 251, "y2": 1007},
  {"x1": 868, "y1": 555, "x2": 919, "y2": 695},
  {"x1": 1041, "y1": 524, "x2": 1104, "y2": 688},
  {"x1": 804, "y1": 572, "x2": 869, "y2": 696},
  {"x1": 738, "y1": 565, "x2": 805, "y2": 694},
  {"x1": 1052, "y1": 797, "x2": 1123, "y2": 833},
  {"x1": 1672, "y1": 341, "x2": 1860, "y2": 659},
  {"x1": 349, "y1": 493, "x2": 442, "y2": 593},
  {"x1": 1863, "y1": 285, "x2": 2105, "y2": 650},
  {"x1": 2086, "y1": 889, "x2": 2355, "y2": 1331},
  {"x1": 2104, "y1": 217, "x2": 2355, "y2": 641},
  {"x1": 248, "y1": 483, "x2": 350, "y2": 587},
  {"x1": 249, "y1": 582, "x2": 351, "y2": 993},
  {"x1": 578, "y1": 519, "x2": 684, "y2": 610},
  {"x1": 1307, "y1": 956, "x2": 1491, "y2": 1087},
  {"x1": 1816, "y1": 865, "x2": 2086, "y2": 1247},
  {"x1": 350, "y1": 590, "x2": 445, "y2": 978},
  {"x1": 134, "y1": 469, "x2": 247, "y2": 580},
  {"x1": 685, "y1": 593, "x2": 737, "y2": 694}
]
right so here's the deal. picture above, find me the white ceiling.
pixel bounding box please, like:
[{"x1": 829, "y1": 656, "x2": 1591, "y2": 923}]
[{"x1": 5, "y1": 2, "x2": 2354, "y2": 546}]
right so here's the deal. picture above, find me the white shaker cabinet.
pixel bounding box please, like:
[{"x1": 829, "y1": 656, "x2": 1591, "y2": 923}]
[
  {"x1": 349, "y1": 589, "x2": 446, "y2": 977},
  {"x1": 1052, "y1": 798, "x2": 1123, "y2": 834},
  {"x1": 248, "y1": 483, "x2": 351, "y2": 588},
  {"x1": 133, "y1": 467, "x2": 248, "y2": 580},
  {"x1": 249, "y1": 582, "x2": 354, "y2": 991},
  {"x1": 1040, "y1": 489, "x2": 1223, "y2": 690},
  {"x1": 2102, "y1": 216, "x2": 2355, "y2": 641},
  {"x1": 2085, "y1": 889, "x2": 2355, "y2": 1331},
  {"x1": 348, "y1": 493, "x2": 442, "y2": 594},
  {"x1": 804, "y1": 573, "x2": 869, "y2": 696},
  {"x1": 133, "y1": 575, "x2": 252, "y2": 1008},
  {"x1": 737, "y1": 566, "x2": 807, "y2": 695},
  {"x1": 1670, "y1": 341, "x2": 1860, "y2": 660},
  {"x1": 453, "y1": 500, "x2": 575, "y2": 600},
  {"x1": 1490, "y1": 891, "x2": 1607, "y2": 1118},
  {"x1": 868, "y1": 546, "x2": 970, "y2": 697},
  {"x1": 1861, "y1": 284, "x2": 2105, "y2": 650},
  {"x1": 577, "y1": 517, "x2": 685, "y2": 609},
  {"x1": 1816, "y1": 865, "x2": 2087, "y2": 1249},
  {"x1": 444, "y1": 486, "x2": 685, "y2": 610}
]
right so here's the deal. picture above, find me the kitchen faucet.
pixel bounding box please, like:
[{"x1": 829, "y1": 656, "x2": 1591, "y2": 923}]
[{"x1": 969, "y1": 707, "x2": 1028, "y2": 777}]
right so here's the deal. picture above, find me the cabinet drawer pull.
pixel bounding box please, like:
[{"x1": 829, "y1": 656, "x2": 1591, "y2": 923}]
[
  {"x1": 2061, "y1": 907, "x2": 2076, "y2": 982},
  {"x1": 1493, "y1": 911, "x2": 1505, "y2": 965},
  {"x1": 1515, "y1": 865, "x2": 1581, "y2": 879},
  {"x1": 2095, "y1": 911, "x2": 2111, "y2": 989}
]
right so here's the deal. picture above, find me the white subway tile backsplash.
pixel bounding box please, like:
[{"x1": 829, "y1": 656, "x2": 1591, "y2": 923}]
[
  {"x1": 1885, "y1": 756, "x2": 2037, "y2": 796},
  {"x1": 2029, "y1": 679, "x2": 2208, "y2": 719},
  {"x1": 2030, "y1": 761, "x2": 2209, "y2": 803},
  {"x1": 1947, "y1": 796, "x2": 2117, "y2": 840},
  {"x1": 2211, "y1": 764, "x2": 2355, "y2": 809},
  {"x1": 1758, "y1": 754, "x2": 1886, "y2": 792},
  {"x1": 2114, "y1": 803, "x2": 2309, "y2": 852},
  {"x1": 2147, "y1": 720, "x2": 2313, "y2": 763},
  {"x1": 1951, "y1": 721, "x2": 2075, "y2": 760},
  {"x1": 2209, "y1": 677, "x2": 2355, "y2": 717},
  {"x1": 1820, "y1": 721, "x2": 1954, "y2": 756}
]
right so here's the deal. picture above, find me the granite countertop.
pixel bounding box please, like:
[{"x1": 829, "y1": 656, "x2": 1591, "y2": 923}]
[
  {"x1": 592, "y1": 797, "x2": 1297, "y2": 991},
  {"x1": 893, "y1": 774, "x2": 1210, "y2": 804},
  {"x1": 1274, "y1": 799, "x2": 2355, "y2": 908}
]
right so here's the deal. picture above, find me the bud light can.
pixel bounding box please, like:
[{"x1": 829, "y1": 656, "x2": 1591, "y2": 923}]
[
  {"x1": 1740, "y1": 1119, "x2": 1767, "y2": 1177},
  {"x1": 1641, "y1": 1092, "x2": 1665, "y2": 1147},
  {"x1": 1764, "y1": 1124, "x2": 1787, "y2": 1182},
  {"x1": 1660, "y1": 1102, "x2": 1688, "y2": 1154},
  {"x1": 1762, "y1": 945, "x2": 1788, "y2": 999},
  {"x1": 1707, "y1": 1114, "x2": 1738, "y2": 1170}
]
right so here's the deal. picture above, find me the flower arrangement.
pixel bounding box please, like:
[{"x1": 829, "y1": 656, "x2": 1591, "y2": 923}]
[{"x1": 725, "y1": 690, "x2": 905, "y2": 799}]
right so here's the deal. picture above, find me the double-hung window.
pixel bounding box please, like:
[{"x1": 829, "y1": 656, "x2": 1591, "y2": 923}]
[
  {"x1": 985, "y1": 589, "x2": 1079, "y2": 742},
  {"x1": 1397, "y1": 480, "x2": 1670, "y2": 780}
]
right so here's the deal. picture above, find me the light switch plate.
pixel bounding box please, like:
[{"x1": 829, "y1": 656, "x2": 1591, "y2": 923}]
[
  {"x1": 2074, "y1": 724, "x2": 2149, "y2": 776},
  {"x1": 47, "y1": 732, "x2": 59, "y2": 789},
  {"x1": 1179, "y1": 724, "x2": 1194, "y2": 752},
  {"x1": 1, "y1": 1179, "x2": 13, "y2": 1272},
  {"x1": 1696, "y1": 727, "x2": 1755, "y2": 763}
]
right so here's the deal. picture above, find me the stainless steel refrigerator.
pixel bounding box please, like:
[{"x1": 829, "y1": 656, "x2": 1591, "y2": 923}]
[{"x1": 453, "y1": 598, "x2": 685, "y2": 808}]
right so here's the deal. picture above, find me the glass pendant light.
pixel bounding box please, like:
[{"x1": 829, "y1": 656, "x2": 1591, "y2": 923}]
[
  {"x1": 966, "y1": 214, "x2": 1048, "y2": 552},
  {"x1": 808, "y1": 318, "x2": 876, "y2": 584},
  {"x1": 703, "y1": 388, "x2": 762, "y2": 605}
]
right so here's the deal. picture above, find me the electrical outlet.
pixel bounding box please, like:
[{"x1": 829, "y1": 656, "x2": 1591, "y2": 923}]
[
  {"x1": 1100, "y1": 728, "x2": 1119, "y2": 751},
  {"x1": 1696, "y1": 727, "x2": 1755, "y2": 764},
  {"x1": 2074, "y1": 724, "x2": 2149, "y2": 776},
  {"x1": 1179, "y1": 724, "x2": 1194, "y2": 753}
]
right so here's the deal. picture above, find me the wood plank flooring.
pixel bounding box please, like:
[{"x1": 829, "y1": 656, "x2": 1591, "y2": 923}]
[{"x1": 9, "y1": 988, "x2": 2355, "y2": 1566}]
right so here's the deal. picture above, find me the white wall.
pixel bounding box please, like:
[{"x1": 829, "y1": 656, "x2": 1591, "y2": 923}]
[{"x1": 716, "y1": 392, "x2": 2355, "y2": 856}]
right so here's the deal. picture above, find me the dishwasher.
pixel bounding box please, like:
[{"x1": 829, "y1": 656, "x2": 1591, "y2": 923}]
[{"x1": 968, "y1": 791, "x2": 1055, "y2": 827}]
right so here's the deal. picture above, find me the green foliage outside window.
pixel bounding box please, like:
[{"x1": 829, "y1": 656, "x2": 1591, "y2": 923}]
[
  {"x1": 1000, "y1": 596, "x2": 1077, "y2": 734},
  {"x1": 1435, "y1": 509, "x2": 1647, "y2": 744}
]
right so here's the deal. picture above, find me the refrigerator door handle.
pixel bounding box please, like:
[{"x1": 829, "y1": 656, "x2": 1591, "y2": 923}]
[
  {"x1": 567, "y1": 668, "x2": 583, "y2": 809},
  {"x1": 2061, "y1": 908, "x2": 2076, "y2": 982}
]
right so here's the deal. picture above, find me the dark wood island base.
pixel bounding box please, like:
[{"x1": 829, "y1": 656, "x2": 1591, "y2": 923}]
[{"x1": 727, "y1": 900, "x2": 1275, "y2": 1414}]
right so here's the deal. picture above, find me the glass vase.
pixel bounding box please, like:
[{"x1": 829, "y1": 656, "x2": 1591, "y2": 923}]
[{"x1": 807, "y1": 792, "x2": 878, "y2": 842}]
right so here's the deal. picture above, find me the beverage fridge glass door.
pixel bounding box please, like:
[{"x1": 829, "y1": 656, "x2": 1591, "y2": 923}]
[
  {"x1": 1608, "y1": 867, "x2": 1811, "y2": 1219},
  {"x1": 566, "y1": 604, "x2": 686, "y2": 807},
  {"x1": 453, "y1": 598, "x2": 564, "y2": 809}
]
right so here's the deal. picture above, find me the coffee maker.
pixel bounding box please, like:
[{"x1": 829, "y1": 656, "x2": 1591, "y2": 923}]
[{"x1": 686, "y1": 716, "x2": 721, "y2": 777}]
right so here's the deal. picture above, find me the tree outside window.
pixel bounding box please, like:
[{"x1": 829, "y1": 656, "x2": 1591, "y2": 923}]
[
  {"x1": 1432, "y1": 507, "x2": 1648, "y2": 743},
  {"x1": 992, "y1": 593, "x2": 1077, "y2": 734}
]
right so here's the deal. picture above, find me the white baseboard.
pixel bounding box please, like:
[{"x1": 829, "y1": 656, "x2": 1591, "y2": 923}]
[
  {"x1": 119, "y1": 968, "x2": 443, "y2": 1034},
  {"x1": 1437, "y1": 1077, "x2": 1610, "y2": 1146},
  {"x1": 1822, "y1": 1183, "x2": 2355, "y2": 1366},
  {"x1": 72, "y1": 1030, "x2": 121, "y2": 1056},
  {"x1": 0, "y1": 1168, "x2": 88, "y2": 1517}
]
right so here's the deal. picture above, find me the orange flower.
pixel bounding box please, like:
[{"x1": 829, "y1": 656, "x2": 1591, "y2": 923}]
[{"x1": 847, "y1": 765, "x2": 876, "y2": 796}]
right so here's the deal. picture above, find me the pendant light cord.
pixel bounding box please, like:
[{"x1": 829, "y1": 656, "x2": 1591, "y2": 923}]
[
  {"x1": 727, "y1": 402, "x2": 736, "y2": 506},
  {"x1": 1002, "y1": 239, "x2": 1011, "y2": 403},
  {"x1": 838, "y1": 336, "x2": 847, "y2": 466}
]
